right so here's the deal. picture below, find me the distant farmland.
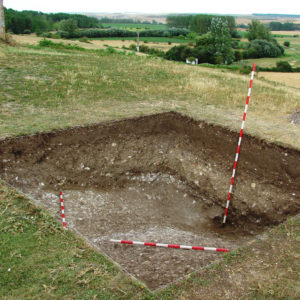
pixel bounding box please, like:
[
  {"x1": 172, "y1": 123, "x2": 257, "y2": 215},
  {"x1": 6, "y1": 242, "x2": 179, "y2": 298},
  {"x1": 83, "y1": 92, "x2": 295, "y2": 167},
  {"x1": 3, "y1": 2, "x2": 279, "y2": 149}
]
[{"x1": 102, "y1": 23, "x2": 168, "y2": 31}]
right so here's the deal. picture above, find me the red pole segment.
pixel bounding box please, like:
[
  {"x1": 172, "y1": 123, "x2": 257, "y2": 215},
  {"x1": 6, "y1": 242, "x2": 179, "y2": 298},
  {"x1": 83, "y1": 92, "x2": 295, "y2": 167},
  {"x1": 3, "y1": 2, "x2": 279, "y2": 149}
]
[
  {"x1": 222, "y1": 63, "x2": 256, "y2": 224},
  {"x1": 60, "y1": 192, "x2": 67, "y2": 229},
  {"x1": 110, "y1": 239, "x2": 229, "y2": 252}
]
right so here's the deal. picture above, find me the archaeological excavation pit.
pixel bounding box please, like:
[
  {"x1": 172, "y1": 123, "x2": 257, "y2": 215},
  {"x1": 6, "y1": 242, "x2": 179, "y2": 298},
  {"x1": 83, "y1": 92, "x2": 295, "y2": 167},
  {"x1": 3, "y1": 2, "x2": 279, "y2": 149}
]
[{"x1": 0, "y1": 112, "x2": 299, "y2": 290}]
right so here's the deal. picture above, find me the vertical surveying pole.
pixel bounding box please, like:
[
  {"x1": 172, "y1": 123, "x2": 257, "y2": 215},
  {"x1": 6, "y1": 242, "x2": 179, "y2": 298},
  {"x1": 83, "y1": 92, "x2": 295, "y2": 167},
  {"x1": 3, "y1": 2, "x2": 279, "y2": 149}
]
[
  {"x1": 222, "y1": 63, "x2": 256, "y2": 225},
  {"x1": 0, "y1": 0, "x2": 5, "y2": 40},
  {"x1": 136, "y1": 30, "x2": 140, "y2": 52}
]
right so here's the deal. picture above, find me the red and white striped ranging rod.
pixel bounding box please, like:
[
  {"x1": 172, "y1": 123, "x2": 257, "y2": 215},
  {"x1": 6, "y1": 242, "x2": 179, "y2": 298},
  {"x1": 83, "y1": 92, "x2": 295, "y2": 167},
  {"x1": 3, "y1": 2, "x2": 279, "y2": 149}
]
[
  {"x1": 222, "y1": 63, "x2": 256, "y2": 225},
  {"x1": 110, "y1": 239, "x2": 229, "y2": 252},
  {"x1": 60, "y1": 192, "x2": 67, "y2": 229}
]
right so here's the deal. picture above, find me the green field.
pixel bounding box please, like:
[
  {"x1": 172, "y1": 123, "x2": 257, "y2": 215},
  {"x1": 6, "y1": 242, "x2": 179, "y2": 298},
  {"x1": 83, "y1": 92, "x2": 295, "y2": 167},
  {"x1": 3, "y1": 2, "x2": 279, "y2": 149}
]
[
  {"x1": 102, "y1": 23, "x2": 168, "y2": 31},
  {"x1": 90, "y1": 36, "x2": 191, "y2": 44},
  {"x1": 236, "y1": 31, "x2": 300, "y2": 68},
  {"x1": 0, "y1": 43, "x2": 300, "y2": 299},
  {"x1": 89, "y1": 29, "x2": 300, "y2": 68}
]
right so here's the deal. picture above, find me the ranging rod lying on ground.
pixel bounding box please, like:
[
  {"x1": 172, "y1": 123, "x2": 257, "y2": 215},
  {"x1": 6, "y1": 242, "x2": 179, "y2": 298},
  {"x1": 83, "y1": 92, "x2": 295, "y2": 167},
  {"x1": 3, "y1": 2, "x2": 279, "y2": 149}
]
[{"x1": 110, "y1": 239, "x2": 229, "y2": 252}]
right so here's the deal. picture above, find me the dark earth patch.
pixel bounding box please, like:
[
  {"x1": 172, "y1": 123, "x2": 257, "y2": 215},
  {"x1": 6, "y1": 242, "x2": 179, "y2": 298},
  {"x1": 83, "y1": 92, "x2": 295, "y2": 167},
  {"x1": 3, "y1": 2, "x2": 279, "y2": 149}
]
[{"x1": 0, "y1": 112, "x2": 299, "y2": 289}]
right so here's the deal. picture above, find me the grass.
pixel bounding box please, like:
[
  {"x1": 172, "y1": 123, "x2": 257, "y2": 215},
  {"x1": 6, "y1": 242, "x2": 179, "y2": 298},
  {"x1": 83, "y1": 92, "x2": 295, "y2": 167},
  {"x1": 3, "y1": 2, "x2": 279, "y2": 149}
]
[
  {"x1": 157, "y1": 216, "x2": 300, "y2": 299},
  {"x1": 11, "y1": 34, "x2": 182, "y2": 54},
  {"x1": 0, "y1": 44, "x2": 299, "y2": 149},
  {"x1": 237, "y1": 32, "x2": 300, "y2": 68},
  {"x1": 0, "y1": 43, "x2": 300, "y2": 299},
  {"x1": 259, "y1": 72, "x2": 300, "y2": 88},
  {"x1": 0, "y1": 182, "x2": 150, "y2": 299}
]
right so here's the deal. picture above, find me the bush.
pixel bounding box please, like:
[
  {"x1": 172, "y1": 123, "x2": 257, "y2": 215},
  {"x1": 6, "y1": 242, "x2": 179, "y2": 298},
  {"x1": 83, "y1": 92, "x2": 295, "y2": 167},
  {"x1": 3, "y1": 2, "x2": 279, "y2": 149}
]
[
  {"x1": 193, "y1": 47, "x2": 213, "y2": 64},
  {"x1": 79, "y1": 36, "x2": 90, "y2": 43},
  {"x1": 59, "y1": 19, "x2": 78, "y2": 34},
  {"x1": 39, "y1": 39, "x2": 54, "y2": 47},
  {"x1": 187, "y1": 56, "x2": 196, "y2": 62},
  {"x1": 135, "y1": 44, "x2": 165, "y2": 57},
  {"x1": 146, "y1": 48, "x2": 165, "y2": 58},
  {"x1": 139, "y1": 45, "x2": 149, "y2": 52},
  {"x1": 38, "y1": 39, "x2": 85, "y2": 51},
  {"x1": 284, "y1": 41, "x2": 290, "y2": 47},
  {"x1": 244, "y1": 39, "x2": 284, "y2": 58},
  {"x1": 60, "y1": 28, "x2": 190, "y2": 39},
  {"x1": 165, "y1": 45, "x2": 193, "y2": 61},
  {"x1": 129, "y1": 44, "x2": 136, "y2": 51},
  {"x1": 58, "y1": 30, "x2": 71, "y2": 38},
  {"x1": 106, "y1": 46, "x2": 116, "y2": 54},
  {"x1": 41, "y1": 32, "x2": 53, "y2": 38},
  {"x1": 23, "y1": 29, "x2": 31, "y2": 34},
  {"x1": 231, "y1": 30, "x2": 242, "y2": 38},
  {"x1": 239, "y1": 66, "x2": 251, "y2": 74},
  {"x1": 232, "y1": 40, "x2": 240, "y2": 49},
  {"x1": 276, "y1": 61, "x2": 293, "y2": 72},
  {"x1": 187, "y1": 32, "x2": 198, "y2": 40},
  {"x1": 234, "y1": 50, "x2": 243, "y2": 61}
]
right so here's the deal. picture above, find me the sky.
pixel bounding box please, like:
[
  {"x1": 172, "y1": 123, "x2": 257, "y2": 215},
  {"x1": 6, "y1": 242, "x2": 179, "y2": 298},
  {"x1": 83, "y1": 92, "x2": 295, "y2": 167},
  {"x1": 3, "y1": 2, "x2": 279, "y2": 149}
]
[{"x1": 4, "y1": 0, "x2": 300, "y2": 15}]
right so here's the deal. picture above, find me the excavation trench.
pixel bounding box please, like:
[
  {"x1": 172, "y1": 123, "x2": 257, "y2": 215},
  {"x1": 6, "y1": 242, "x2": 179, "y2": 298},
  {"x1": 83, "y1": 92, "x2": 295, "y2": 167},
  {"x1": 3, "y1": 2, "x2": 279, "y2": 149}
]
[{"x1": 0, "y1": 112, "x2": 299, "y2": 289}]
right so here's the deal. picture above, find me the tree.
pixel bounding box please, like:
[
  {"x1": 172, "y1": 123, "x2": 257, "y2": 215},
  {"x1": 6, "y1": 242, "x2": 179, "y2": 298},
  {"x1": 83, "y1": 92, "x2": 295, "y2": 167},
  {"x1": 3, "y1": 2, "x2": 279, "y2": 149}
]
[
  {"x1": 59, "y1": 19, "x2": 78, "y2": 34},
  {"x1": 0, "y1": 0, "x2": 5, "y2": 39},
  {"x1": 165, "y1": 44, "x2": 193, "y2": 62},
  {"x1": 166, "y1": 15, "x2": 192, "y2": 28},
  {"x1": 190, "y1": 14, "x2": 214, "y2": 34},
  {"x1": 244, "y1": 39, "x2": 284, "y2": 58},
  {"x1": 247, "y1": 19, "x2": 271, "y2": 41},
  {"x1": 32, "y1": 15, "x2": 49, "y2": 34},
  {"x1": 209, "y1": 17, "x2": 234, "y2": 64}
]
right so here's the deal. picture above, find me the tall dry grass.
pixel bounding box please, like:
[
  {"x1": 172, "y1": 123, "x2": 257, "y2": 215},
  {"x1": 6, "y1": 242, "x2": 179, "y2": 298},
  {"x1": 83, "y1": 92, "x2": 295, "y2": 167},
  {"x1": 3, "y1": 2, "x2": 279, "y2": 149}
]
[{"x1": 0, "y1": 44, "x2": 299, "y2": 149}]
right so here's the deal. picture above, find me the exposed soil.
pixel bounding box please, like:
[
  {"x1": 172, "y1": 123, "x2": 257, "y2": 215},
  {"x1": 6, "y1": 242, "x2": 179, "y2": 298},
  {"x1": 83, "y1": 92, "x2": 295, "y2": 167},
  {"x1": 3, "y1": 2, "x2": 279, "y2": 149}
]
[
  {"x1": 289, "y1": 110, "x2": 300, "y2": 124},
  {"x1": 0, "y1": 112, "x2": 299, "y2": 289}
]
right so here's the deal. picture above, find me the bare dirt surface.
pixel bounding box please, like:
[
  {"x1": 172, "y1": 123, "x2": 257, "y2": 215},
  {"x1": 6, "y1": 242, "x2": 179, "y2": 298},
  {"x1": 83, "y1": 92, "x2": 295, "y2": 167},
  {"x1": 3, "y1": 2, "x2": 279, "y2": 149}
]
[
  {"x1": 0, "y1": 112, "x2": 299, "y2": 289},
  {"x1": 289, "y1": 110, "x2": 300, "y2": 124}
]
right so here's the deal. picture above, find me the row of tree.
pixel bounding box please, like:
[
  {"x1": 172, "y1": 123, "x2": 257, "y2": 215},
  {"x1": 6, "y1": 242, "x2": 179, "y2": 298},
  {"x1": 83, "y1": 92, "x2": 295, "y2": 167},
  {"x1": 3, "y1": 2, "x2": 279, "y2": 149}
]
[
  {"x1": 166, "y1": 14, "x2": 237, "y2": 36},
  {"x1": 57, "y1": 27, "x2": 190, "y2": 39},
  {"x1": 4, "y1": 8, "x2": 102, "y2": 34},
  {"x1": 165, "y1": 19, "x2": 284, "y2": 65},
  {"x1": 268, "y1": 22, "x2": 300, "y2": 31},
  {"x1": 99, "y1": 17, "x2": 163, "y2": 25}
]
